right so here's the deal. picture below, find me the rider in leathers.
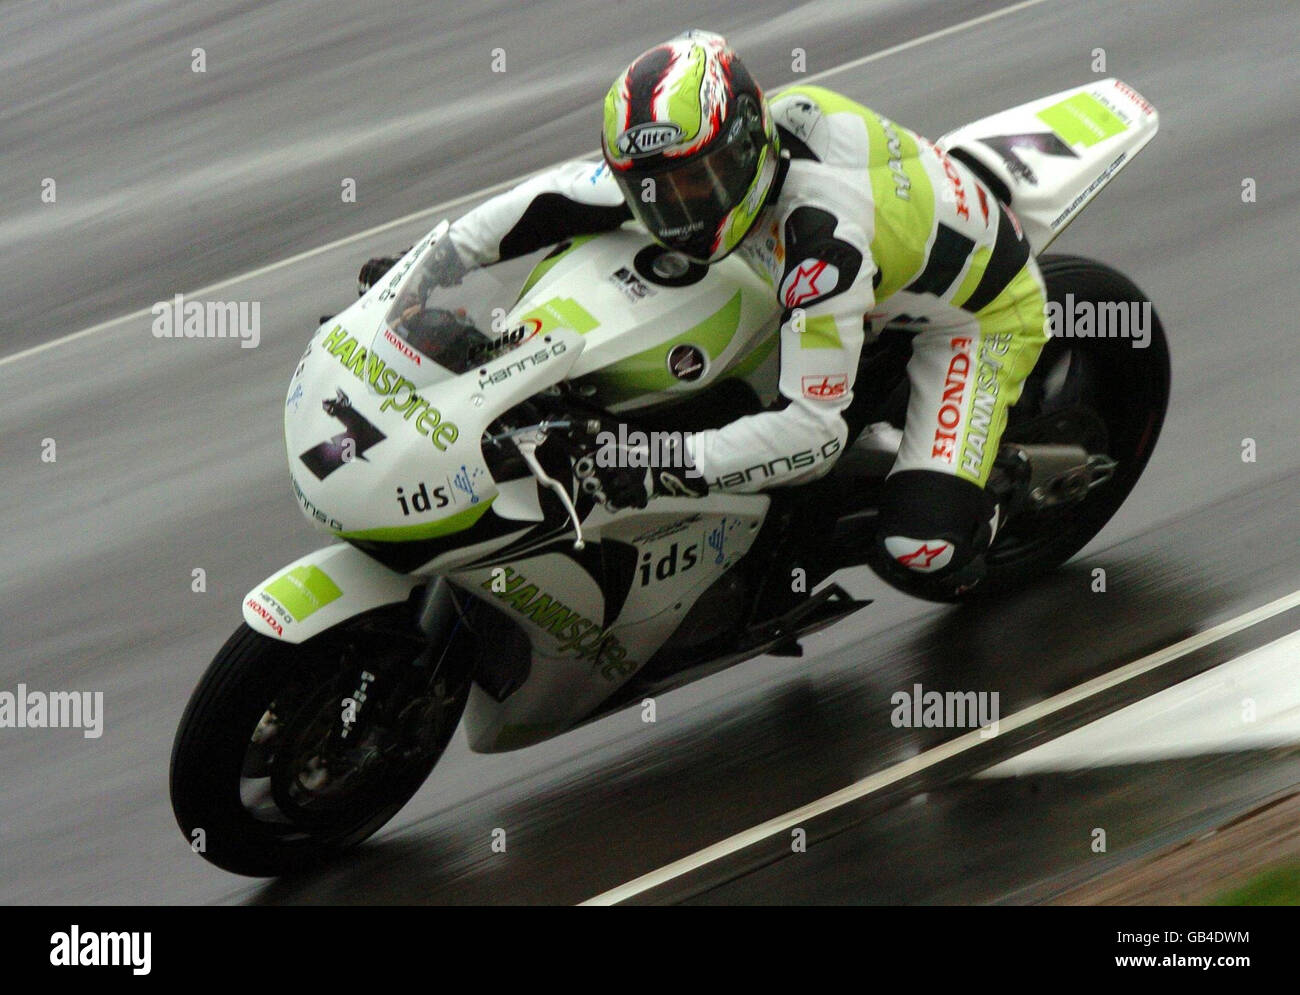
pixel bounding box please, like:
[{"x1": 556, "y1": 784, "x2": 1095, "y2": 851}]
[{"x1": 359, "y1": 30, "x2": 1049, "y2": 597}]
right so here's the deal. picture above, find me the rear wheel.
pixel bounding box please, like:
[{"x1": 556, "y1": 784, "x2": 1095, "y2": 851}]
[
  {"x1": 170, "y1": 603, "x2": 471, "y2": 876},
  {"x1": 974, "y1": 253, "x2": 1170, "y2": 594}
]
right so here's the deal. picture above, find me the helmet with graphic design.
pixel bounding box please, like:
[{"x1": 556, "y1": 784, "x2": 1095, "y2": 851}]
[{"x1": 601, "y1": 30, "x2": 780, "y2": 264}]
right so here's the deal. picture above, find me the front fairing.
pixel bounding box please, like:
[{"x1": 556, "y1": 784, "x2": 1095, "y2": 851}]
[{"x1": 283, "y1": 224, "x2": 585, "y2": 565}]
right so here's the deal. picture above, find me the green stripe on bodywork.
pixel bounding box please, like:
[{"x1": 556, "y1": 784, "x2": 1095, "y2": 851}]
[
  {"x1": 726, "y1": 331, "x2": 778, "y2": 379},
  {"x1": 520, "y1": 296, "x2": 599, "y2": 334},
  {"x1": 337, "y1": 498, "x2": 495, "y2": 542},
  {"x1": 264, "y1": 565, "x2": 342, "y2": 620},
  {"x1": 1036, "y1": 92, "x2": 1126, "y2": 147},
  {"x1": 581, "y1": 289, "x2": 743, "y2": 402},
  {"x1": 517, "y1": 236, "x2": 599, "y2": 300}
]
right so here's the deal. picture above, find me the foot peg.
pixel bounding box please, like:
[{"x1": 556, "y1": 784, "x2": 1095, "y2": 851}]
[{"x1": 759, "y1": 584, "x2": 871, "y2": 657}]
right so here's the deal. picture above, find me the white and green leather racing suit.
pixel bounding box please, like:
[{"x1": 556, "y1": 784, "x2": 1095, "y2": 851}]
[{"x1": 440, "y1": 85, "x2": 1050, "y2": 584}]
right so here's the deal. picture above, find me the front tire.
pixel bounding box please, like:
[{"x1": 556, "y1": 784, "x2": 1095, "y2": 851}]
[{"x1": 170, "y1": 604, "x2": 470, "y2": 876}]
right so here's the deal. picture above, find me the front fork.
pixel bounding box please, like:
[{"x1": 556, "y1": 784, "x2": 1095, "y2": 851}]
[
  {"x1": 241, "y1": 545, "x2": 473, "y2": 760},
  {"x1": 417, "y1": 576, "x2": 462, "y2": 650},
  {"x1": 318, "y1": 577, "x2": 474, "y2": 765}
]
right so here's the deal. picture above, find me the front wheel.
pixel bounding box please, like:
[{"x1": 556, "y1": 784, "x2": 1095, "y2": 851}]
[{"x1": 169, "y1": 602, "x2": 471, "y2": 877}]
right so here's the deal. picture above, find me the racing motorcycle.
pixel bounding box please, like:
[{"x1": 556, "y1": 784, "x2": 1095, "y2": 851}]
[{"x1": 172, "y1": 78, "x2": 1169, "y2": 875}]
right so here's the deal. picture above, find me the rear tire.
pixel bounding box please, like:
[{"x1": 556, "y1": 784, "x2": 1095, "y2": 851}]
[
  {"x1": 972, "y1": 253, "x2": 1170, "y2": 595},
  {"x1": 863, "y1": 253, "x2": 1170, "y2": 603}
]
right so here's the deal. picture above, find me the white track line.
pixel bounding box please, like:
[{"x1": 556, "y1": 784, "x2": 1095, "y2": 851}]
[
  {"x1": 0, "y1": 178, "x2": 524, "y2": 370},
  {"x1": 980, "y1": 628, "x2": 1300, "y2": 772},
  {"x1": 579, "y1": 587, "x2": 1300, "y2": 905},
  {"x1": 0, "y1": 0, "x2": 1053, "y2": 371},
  {"x1": 793, "y1": 0, "x2": 1052, "y2": 90}
]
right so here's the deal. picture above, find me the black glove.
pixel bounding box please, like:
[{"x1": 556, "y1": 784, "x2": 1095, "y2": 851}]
[
  {"x1": 572, "y1": 436, "x2": 708, "y2": 512},
  {"x1": 357, "y1": 236, "x2": 469, "y2": 297},
  {"x1": 425, "y1": 235, "x2": 468, "y2": 287},
  {"x1": 357, "y1": 253, "x2": 404, "y2": 296}
]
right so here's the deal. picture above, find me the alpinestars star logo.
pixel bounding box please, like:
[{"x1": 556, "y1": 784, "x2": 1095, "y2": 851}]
[
  {"x1": 884, "y1": 536, "x2": 954, "y2": 573},
  {"x1": 781, "y1": 258, "x2": 838, "y2": 309},
  {"x1": 298, "y1": 388, "x2": 386, "y2": 480},
  {"x1": 898, "y1": 543, "x2": 948, "y2": 568}
]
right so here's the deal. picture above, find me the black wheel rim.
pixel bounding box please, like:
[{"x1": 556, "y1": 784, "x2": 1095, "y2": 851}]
[
  {"x1": 235, "y1": 627, "x2": 446, "y2": 844},
  {"x1": 988, "y1": 342, "x2": 1118, "y2": 567}
]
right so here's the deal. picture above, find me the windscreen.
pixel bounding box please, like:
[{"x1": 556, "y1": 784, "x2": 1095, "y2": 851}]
[{"x1": 375, "y1": 244, "x2": 511, "y2": 383}]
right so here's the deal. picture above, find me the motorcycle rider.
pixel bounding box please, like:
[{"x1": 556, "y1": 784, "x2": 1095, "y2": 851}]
[{"x1": 358, "y1": 29, "x2": 1049, "y2": 596}]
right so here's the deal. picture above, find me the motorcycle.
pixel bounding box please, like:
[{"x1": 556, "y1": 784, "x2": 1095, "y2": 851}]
[{"x1": 171, "y1": 78, "x2": 1169, "y2": 875}]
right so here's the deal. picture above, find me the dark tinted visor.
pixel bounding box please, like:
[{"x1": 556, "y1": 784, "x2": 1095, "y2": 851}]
[{"x1": 613, "y1": 103, "x2": 764, "y2": 245}]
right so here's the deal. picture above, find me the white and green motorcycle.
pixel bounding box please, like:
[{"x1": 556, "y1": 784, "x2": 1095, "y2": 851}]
[{"x1": 172, "y1": 79, "x2": 1170, "y2": 876}]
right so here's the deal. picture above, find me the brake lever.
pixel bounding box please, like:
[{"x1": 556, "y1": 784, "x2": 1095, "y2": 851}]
[{"x1": 513, "y1": 430, "x2": 586, "y2": 550}]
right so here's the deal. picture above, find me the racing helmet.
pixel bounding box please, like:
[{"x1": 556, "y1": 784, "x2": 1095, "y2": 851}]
[{"x1": 601, "y1": 30, "x2": 780, "y2": 264}]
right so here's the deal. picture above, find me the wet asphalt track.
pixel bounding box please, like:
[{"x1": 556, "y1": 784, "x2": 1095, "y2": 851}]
[{"x1": 2, "y1": 0, "x2": 1299, "y2": 904}]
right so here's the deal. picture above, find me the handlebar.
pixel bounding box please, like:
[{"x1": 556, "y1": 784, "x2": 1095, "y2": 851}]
[{"x1": 483, "y1": 417, "x2": 600, "y2": 550}]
